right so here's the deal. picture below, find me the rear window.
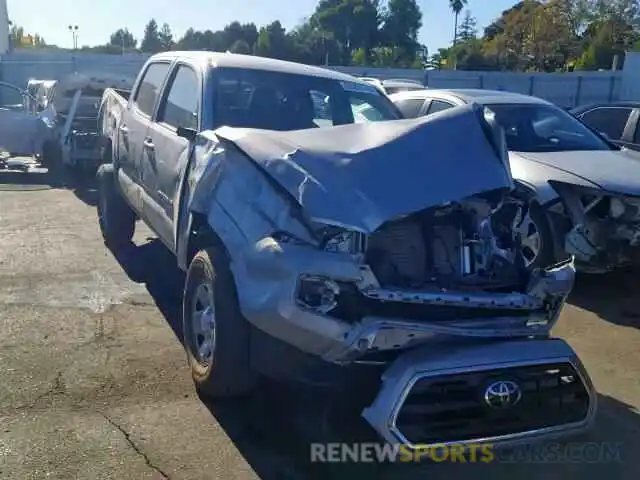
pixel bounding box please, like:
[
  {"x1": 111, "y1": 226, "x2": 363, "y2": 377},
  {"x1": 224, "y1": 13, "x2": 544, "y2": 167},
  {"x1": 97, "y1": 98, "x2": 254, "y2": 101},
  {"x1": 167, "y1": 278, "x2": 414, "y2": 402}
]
[{"x1": 212, "y1": 68, "x2": 400, "y2": 131}]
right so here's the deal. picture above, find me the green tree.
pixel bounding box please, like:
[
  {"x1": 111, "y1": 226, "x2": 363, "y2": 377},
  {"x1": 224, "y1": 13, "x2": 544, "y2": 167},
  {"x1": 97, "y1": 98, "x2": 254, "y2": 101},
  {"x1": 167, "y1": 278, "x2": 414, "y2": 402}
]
[
  {"x1": 457, "y1": 10, "x2": 477, "y2": 41},
  {"x1": 229, "y1": 39, "x2": 252, "y2": 54},
  {"x1": 311, "y1": 0, "x2": 381, "y2": 64},
  {"x1": 255, "y1": 21, "x2": 294, "y2": 59},
  {"x1": 380, "y1": 0, "x2": 423, "y2": 66},
  {"x1": 483, "y1": 1, "x2": 537, "y2": 40},
  {"x1": 140, "y1": 19, "x2": 162, "y2": 53},
  {"x1": 449, "y1": 0, "x2": 468, "y2": 44},
  {"x1": 158, "y1": 23, "x2": 174, "y2": 51},
  {"x1": 289, "y1": 22, "x2": 340, "y2": 65},
  {"x1": 109, "y1": 28, "x2": 137, "y2": 50},
  {"x1": 9, "y1": 24, "x2": 46, "y2": 48},
  {"x1": 222, "y1": 22, "x2": 259, "y2": 52}
]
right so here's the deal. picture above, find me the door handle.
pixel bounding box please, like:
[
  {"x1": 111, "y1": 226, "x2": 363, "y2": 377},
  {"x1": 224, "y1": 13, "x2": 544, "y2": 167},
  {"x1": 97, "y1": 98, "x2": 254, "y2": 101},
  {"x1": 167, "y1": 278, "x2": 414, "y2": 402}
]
[
  {"x1": 119, "y1": 124, "x2": 129, "y2": 134},
  {"x1": 143, "y1": 138, "x2": 155, "y2": 150}
]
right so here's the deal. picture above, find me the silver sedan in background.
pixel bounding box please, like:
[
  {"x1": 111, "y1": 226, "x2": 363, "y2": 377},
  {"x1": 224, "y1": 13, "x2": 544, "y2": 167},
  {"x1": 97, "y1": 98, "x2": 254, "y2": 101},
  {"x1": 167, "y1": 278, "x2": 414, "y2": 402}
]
[{"x1": 388, "y1": 88, "x2": 640, "y2": 274}]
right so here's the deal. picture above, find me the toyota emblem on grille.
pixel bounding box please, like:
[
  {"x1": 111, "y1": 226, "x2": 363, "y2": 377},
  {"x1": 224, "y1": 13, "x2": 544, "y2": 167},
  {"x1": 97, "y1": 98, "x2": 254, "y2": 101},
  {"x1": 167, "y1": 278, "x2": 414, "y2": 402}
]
[{"x1": 484, "y1": 380, "x2": 522, "y2": 408}]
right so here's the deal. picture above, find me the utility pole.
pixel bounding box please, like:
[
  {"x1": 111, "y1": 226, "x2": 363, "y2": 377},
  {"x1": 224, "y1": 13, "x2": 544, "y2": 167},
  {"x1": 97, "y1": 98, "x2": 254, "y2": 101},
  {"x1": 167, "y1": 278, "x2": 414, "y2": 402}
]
[{"x1": 68, "y1": 25, "x2": 78, "y2": 50}]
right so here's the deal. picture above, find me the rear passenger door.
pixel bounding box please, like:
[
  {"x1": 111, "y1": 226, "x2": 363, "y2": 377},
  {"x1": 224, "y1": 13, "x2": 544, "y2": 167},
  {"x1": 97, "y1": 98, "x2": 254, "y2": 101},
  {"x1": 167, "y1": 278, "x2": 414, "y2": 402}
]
[
  {"x1": 144, "y1": 63, "x2": 201, "y2": 249},
  {"x1": 121, "y1": 61, "x2": 171, "y2": 185},
  {"x1": 394, "y1": 97, "x2": 427, "y2": 118},
  {"x1": 425, "y1": 99, "x2": 456, "y2": 115}
]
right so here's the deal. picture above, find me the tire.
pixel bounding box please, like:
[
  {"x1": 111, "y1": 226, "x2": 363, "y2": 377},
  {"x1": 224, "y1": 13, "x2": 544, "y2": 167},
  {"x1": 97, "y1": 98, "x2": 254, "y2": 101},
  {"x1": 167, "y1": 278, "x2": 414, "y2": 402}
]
[
  {"x1": 519, "y1": 202, "x2": 555, "y2": 270},
  {"x1": 41, "y1": 140, "x2": 62, "y2": 171},
  {"x1": 96, "y1": 164, "x2": 136, "y2": 248},
  {"x1": 183, "y1": 246, "x2": 257, "y2": 398}
]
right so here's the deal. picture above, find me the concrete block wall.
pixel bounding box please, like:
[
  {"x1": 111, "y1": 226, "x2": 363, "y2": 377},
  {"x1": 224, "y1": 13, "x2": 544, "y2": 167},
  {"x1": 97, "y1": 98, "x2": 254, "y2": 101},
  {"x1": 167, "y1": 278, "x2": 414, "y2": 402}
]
[{"x1": 1, "y1": 50, "x2": 639, "y2": 108}]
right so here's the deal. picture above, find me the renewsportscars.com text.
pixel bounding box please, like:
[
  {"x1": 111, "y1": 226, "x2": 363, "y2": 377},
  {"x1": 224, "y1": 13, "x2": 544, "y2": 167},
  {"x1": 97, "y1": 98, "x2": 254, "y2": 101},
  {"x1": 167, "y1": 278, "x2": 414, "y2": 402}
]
[{"x1": 310, "y1": 442, "x2": 624, "y2": 464}]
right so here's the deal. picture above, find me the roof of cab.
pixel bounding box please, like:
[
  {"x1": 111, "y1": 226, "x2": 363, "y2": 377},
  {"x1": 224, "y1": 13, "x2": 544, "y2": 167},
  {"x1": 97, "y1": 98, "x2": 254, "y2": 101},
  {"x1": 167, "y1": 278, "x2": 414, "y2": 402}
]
[
  {"x1": 390, "y1": 88, "x2": 552, "y2": 106},
  {"x1": 149, "y1": 51, "x2": 368, "y2": 84}
]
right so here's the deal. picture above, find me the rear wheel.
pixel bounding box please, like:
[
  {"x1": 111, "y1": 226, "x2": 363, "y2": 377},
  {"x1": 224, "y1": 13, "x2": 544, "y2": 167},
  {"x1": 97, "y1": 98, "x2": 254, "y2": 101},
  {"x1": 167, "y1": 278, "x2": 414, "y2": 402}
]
[
  {"x1": 96, "y1": 164, "x2": 136, "y2": 248},
  {"x1": 183, "y1": 246, "x2": 257, "y2": 398}
]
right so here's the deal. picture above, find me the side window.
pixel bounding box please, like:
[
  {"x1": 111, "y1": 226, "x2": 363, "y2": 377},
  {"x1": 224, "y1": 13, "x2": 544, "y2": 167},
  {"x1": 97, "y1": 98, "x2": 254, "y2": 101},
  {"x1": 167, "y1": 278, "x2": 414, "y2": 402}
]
[
  {"x1": 395, "y1": 98, "x2": 426, "y2": 118},
  {"x1": 0, "y1": 83, "x2": 24, "y2": 108},
  {"x1": 133, "y1": 62, "x2": 171, "y2": 117},
  {"x1": 349, "y1": 95, "x2": 391, "y2": 123},
  {"x1": 427, "y1": 100, "x2": 455, "y2": 114},
  {"x1": 634, "y1": 116, "x2": 640, "y2": 143},
  {"x1": 157, "y1": 65, "x2": 199, "y2": 130},
  {"x1": 580, "y1": 107, "x2": 632, "y2": 140},
  {"x1": 309, "y1": 90, "x2": 334, "y2": 127}
]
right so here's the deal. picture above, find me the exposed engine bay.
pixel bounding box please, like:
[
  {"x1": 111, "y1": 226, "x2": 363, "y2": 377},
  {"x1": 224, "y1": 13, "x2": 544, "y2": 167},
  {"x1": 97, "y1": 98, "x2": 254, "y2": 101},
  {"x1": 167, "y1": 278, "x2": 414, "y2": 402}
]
[{"x1": 361, "y1": 192, "x2": 527, "y2": 290}]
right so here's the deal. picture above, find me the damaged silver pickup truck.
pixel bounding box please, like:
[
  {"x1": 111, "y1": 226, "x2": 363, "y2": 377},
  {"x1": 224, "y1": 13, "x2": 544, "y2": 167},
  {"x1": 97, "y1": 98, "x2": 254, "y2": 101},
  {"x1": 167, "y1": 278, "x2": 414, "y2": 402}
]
[{"x1": 96, "y1": 52, "x2": 595, "y2": 450}]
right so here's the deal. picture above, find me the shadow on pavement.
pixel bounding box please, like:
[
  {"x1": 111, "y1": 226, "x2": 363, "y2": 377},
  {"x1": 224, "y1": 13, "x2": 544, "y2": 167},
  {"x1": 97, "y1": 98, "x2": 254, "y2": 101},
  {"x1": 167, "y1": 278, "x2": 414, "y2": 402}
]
[
  {"x1": 110, "y1": 238, "x2": 640, "y2": 479},
  {"x1": 569, "y1": 270, "x2": 640, "y2": 329},
  {"x1": 0, "y1": 165, "x2": 98, "y2": 206},
  {"x1": 0, "y1": 168, "x2": 60, "y2": 191}
]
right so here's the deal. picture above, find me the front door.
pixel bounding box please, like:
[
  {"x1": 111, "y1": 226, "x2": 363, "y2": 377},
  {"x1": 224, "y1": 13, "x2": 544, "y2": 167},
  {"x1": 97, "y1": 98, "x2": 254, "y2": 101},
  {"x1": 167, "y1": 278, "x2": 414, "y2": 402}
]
[
  {"x1": 119, "y1": 62, "x2": 172, "y2": 188},
  {"x1": 143, "y1": 63, "x2": 201, "y2": 250}
]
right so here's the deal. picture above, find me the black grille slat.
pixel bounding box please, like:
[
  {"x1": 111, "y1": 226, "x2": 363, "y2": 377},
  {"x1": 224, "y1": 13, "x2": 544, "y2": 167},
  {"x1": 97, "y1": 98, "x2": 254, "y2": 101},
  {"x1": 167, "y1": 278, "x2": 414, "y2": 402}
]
[{"x1": 396, "y1": 362, "x2": 590, "y2": 445}]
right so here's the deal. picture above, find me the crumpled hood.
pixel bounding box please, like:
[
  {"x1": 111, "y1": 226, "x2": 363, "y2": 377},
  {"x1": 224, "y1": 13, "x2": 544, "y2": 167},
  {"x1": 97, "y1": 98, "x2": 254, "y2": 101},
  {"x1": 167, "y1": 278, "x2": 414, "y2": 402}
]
[
  {"x1": 215, "y1": 103, "x2": 513, "y2": 233},
  {"x1": 512, "y1": 149, "x2": 640, "y2": 196}
]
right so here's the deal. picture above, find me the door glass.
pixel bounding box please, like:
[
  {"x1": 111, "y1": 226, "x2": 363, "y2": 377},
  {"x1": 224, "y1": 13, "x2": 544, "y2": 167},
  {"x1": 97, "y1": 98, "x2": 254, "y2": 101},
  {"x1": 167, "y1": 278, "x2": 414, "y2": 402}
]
[
  {"x1": 395, "y1": 98, "x2": 425, "y2": 118},
  {"x1": 157, "y1": 66, "x2": 199, "y2": 130},
  {"x1": 0, "y1": 84, "x2": 25, "y2": 109},
  {"x1": 134, "y1": 62, "x2": 171, "y2": 117},
  {"x1": 427, "y1": 100, "x2": 454, "y2": 114},
  {"x1": 349, "y1": 95, "x2": 390, "y2": 123},
  {"x1": 212, "y1": 68, "x2": 399, "y2": 131},
  {"x1": 309, "y1": 90, "x2": 334, "y2": 127},
  {"x1": 580, "y1": 107, "x2": 632, "y2": 140}
]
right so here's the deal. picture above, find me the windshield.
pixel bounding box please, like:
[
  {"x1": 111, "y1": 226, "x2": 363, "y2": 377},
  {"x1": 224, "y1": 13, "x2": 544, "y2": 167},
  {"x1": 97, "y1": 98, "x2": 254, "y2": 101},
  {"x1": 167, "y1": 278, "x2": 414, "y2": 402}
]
[
  {"x1": 484, "y1": 103, "x2": 613, "y2": 153},
  {"x1": 212, "y1": 67, "x2": 400, "y2": 131}
]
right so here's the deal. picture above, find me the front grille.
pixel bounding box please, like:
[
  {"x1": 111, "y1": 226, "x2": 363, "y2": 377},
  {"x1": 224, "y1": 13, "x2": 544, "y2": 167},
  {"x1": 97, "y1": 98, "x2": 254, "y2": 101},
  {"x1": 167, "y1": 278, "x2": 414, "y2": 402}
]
[{"x1": 395, "y1": 362, "x2": 590, "y2": 445}]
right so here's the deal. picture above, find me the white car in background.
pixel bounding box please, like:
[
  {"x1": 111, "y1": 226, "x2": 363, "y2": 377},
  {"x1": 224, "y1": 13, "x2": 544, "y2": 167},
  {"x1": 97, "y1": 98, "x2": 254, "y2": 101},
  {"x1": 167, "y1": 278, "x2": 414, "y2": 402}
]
[
  {"x1": 359, "y1": 77, "x2": 426, "y2": 95},
  {"x1": 0, "y1": 80, "x2": 58, "y2": 169},
  {"x1": 389, "y1": 88, "x2": 640, "y2": 274}
]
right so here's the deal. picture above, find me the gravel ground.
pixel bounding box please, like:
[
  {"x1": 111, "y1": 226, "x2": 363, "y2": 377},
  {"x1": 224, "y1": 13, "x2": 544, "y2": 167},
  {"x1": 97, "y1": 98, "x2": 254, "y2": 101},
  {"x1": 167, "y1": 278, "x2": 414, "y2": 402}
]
[{"x1": 1, "y1": 169, "x2": 639, "y2": 479}]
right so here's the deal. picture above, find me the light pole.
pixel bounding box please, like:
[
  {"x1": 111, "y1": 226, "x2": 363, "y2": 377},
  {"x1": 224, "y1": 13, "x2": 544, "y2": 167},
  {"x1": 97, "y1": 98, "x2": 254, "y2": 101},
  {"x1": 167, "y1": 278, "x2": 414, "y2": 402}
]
[{"x1": 68, "y1": 25, "x2": 78, "y2": 50}]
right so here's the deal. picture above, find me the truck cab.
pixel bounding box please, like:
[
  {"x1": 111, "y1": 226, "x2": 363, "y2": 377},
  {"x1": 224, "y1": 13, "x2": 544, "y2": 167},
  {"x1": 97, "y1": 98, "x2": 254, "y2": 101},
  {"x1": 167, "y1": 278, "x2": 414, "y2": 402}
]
[{"x1": 109, "y1": 52, "x2": 401, "y2": 253}]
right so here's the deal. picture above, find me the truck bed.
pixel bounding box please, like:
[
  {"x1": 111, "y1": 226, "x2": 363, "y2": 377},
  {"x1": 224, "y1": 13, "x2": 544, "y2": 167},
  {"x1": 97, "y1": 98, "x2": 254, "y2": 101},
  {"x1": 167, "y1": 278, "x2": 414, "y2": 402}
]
[{"x1": 98, "y1": 88, "x2": 131, "y2": 141}]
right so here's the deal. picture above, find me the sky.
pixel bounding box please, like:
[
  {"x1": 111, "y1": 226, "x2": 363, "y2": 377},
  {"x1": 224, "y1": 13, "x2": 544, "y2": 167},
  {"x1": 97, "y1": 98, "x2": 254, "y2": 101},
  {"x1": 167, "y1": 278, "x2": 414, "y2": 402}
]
[{"x1": 7, "y1": 0, "x2": 516, "y2": 53}]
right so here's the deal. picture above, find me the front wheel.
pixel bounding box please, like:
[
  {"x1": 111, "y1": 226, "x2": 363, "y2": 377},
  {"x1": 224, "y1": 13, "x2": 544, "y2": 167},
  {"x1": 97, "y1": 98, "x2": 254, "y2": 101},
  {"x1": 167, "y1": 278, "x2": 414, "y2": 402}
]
[
  {"x1": 518, "y1": 203, "x2": 556, "y2": 270},
  {"x1": 183, "y1": 246, "x2": 258, "y2": 398}
]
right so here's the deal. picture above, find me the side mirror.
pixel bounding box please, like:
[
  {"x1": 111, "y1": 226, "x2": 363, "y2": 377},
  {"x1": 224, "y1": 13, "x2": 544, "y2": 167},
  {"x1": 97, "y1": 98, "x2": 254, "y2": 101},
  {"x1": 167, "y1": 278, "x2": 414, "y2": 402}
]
[{"x1": 177, "y1": 126, "x2": 197, "y2": 141}]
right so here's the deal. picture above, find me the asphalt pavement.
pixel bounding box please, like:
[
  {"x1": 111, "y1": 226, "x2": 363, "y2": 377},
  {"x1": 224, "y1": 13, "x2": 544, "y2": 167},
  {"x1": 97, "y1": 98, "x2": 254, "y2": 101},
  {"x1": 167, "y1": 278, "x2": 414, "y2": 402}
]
[{"x1": 1, "y1": 169, "x2": 639, "y2": 479}]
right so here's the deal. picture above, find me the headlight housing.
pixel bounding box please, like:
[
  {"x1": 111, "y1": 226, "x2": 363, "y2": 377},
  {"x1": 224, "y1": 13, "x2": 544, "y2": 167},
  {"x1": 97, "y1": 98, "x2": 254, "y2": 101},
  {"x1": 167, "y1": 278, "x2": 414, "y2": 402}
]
[
  {"x1": 296, "y1": 275, "x2": 340, "y2": 314},
  {"x1": 320, "y1": 227, "x2": 368, "y2": 254},
  {"x1": 273, "y1": 225, "x2": 368, "y2": 255}
]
